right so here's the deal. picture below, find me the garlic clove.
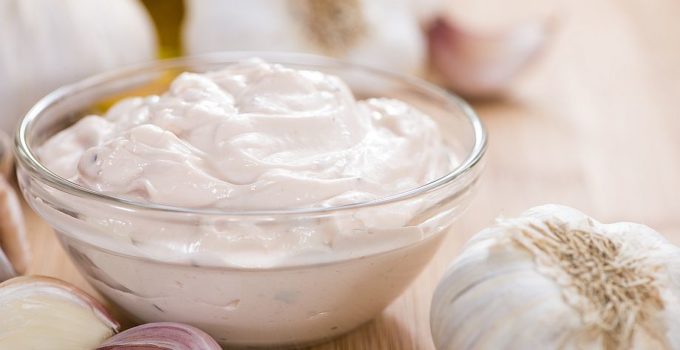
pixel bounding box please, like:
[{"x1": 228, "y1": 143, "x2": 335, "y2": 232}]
[
  {"x1": 0, "y1": 247, "x2": 15, "y2": 282},
  {"x1": 0, "y1": 130, "x2": 13, "y2": 178},
  {"x1": 427, "y1": 16, "x2": 553, "y2": 98},
  {"x1": 96, "y1": 322, "x2": 221, "y2": 350},
  {"x1": 0, "y1": 275, "x2": 119, "y2": 349},
  {"x1": 0, "y1": 130, "x2": 17, "y2": 280},
  {"x1": 0, "y1": 175, "x2": 30, "y2": 275}
]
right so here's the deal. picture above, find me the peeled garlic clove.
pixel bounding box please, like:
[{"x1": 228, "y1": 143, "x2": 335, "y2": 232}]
[
  {"x1": 431, "y1": 204, "x2": 680, "y2": 349},
  {"x1": 183, "y1": 0, "x2": 426, "y2": 75},
  {"x1": 0, "y1": 275, "x2": 119, "y2": 349},
  {"x1": 427, "y1": 17, "x2": 552, "y2": 97},
  {"x1": 0, "y1": 176, "x2": 30, "y2": 275},
  {"x1": 97, "y1": 322, "x2": 221, "y2": 350},
  {"x1": 0, "y1": 0, "x2": 157, "y2": 133}
]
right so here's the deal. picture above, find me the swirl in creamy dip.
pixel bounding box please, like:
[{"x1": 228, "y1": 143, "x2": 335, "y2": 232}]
[{"x1": 40, "y1": 59, "x2": 452, "y2": 210}]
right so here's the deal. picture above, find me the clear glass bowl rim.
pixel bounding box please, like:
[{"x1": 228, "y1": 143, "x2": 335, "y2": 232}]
[{"x1": 14, "y1": 52, "x2": 487, "y2": 217}]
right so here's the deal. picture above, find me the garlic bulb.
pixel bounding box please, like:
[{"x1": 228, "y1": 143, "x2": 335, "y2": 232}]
[
  {"x1": 97, "y1": 322, "x2": 221, "y2": 350},
  {"x1": 0, "y1": 275, "x2": 120, "y2": 349},
  {"x1": 0, "y1": 0, "x2": 157, "y2": 133},
  {"x1": 431, "y1": 205, "x2": 680, "y2": 350},
  {"x1": 183, "y1": 0, "x2": 426, "y2": 75}
]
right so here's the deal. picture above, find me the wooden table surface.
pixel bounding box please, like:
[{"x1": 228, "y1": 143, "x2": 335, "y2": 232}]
[{"x1": 21, "y1": 0, "x2": 680, "y2": 348}]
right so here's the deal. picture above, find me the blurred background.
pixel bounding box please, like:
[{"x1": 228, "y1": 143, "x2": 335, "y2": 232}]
[
  {"x1": 0, "y1": 0, "x2": 553, "y2": 133},
  {"x1": 3, "y1": 0, "x2": 680, "y2": 348}
]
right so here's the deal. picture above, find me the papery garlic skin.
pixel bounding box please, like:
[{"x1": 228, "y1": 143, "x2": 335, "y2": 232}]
[
  {"x1": 431, "y1": 205, "x2": 680, "y2": 350},
  {"x1": 0, "y1": 276, "x2": 119, "y2": 350},
  {"x1": 183, "y1": 0, "x2": 426, "y2": 75},
  {"x1": 0, "y1": 0, "x2": 156, "y2": 133}
]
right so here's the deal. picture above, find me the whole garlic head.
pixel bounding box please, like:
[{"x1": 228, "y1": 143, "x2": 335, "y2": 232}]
[
  {"x1": 183, "y1": 0, "x2": 426, "y2": 75},
  {"x1": 0, "y1": 0, "x2": 157, "y2": 133},
  {"x1": 431, "y1": 205, "x2": 680, "y2": 350}
]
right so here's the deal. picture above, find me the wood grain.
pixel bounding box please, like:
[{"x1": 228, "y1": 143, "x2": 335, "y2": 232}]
[{"x1": 21, "y1": 0, "x2": 680, "y2": 348}]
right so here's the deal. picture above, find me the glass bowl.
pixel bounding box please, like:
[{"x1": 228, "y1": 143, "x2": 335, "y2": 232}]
[{"x1": 14, "y1": 53, "x2": 486, "y2": 348}]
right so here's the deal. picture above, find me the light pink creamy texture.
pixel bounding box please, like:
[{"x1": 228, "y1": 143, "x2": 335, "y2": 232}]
[
  {"x1": 39, "y1": 59, "x2": 451, "y2": 211},
  {"x1": 38, "y1": 59, "x2": 454, "y2": 270}
]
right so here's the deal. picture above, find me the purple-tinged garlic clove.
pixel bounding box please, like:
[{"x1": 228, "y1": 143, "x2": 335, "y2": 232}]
[
  {"x1": 0, "y1": 176, "x2": 30, "y2": 274},
  {"x1": 427, "y1": 16, "x2": 553, "y2": 98},
  {"x1": 97, "y1": 322, "x2": 222, "y2": 350},
  {"x1": 0, "y1": 276, "x2": 120, "y2": 349}
]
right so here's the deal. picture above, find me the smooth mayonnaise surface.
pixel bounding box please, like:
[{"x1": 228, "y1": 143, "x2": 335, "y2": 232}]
[{"x1": 39, "y1": 59, "x2": 451, "y2": 210}]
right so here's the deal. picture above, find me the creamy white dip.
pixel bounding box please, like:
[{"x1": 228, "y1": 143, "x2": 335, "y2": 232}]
[{"x1": 40, "y1": 58, "x2": 451, "y2": 211}]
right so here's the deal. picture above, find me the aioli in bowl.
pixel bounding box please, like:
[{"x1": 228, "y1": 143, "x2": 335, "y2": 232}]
[{"x1": 16, "y1": 53, "x2": 486, "y2": 347}]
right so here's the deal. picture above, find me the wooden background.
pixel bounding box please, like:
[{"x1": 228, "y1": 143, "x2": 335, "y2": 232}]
[{"x1": 21, "y1": 0, "x2": 680, "y2": 348}]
